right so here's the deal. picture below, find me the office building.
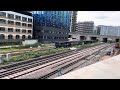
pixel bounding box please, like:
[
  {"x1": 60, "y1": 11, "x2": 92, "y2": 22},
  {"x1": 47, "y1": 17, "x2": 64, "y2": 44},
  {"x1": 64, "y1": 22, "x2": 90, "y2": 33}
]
[
  {"x1": 76, "y1": 21, "x2": 94, "y2": 34},
  {"x1": 32, "y1": 11, "x2": 72, "y2": 43},
  {"x1": 0, "y1": 11, "x2": 33, "y2": 42},
  {"x1": 97, "y1": 25, "x2": 120, "y2": 36}
]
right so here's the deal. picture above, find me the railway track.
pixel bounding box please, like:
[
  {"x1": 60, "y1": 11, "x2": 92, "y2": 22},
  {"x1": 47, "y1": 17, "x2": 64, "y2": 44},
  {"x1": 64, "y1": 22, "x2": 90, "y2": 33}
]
[
  {"x1": 0, "y1": 49, "x2": 76, "y2": 69},
  {"x1": 0, "y1": 42, "x2": 102, "y2": 69},
  {"x1": 39, "y1": 44, "x2": 113, "y2": 79},
  {"x1": 0, "y1": 43, "x2": 102, "y2": 70},
  {"x1": 0, "y1": 43, "x2": 112, "y2": 79},
  {"x1": 39, "y1": 44, "x2": 112, "y2": 79},
  {"x1": 0, "y1": 51, "x2": 78, "y2": 78}
]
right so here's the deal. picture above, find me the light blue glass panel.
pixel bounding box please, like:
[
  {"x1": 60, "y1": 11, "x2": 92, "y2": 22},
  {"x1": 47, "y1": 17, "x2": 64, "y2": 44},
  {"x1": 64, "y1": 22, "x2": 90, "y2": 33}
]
[{"x1": 32, "y1": 11, "x2": 72, "y2": 30}]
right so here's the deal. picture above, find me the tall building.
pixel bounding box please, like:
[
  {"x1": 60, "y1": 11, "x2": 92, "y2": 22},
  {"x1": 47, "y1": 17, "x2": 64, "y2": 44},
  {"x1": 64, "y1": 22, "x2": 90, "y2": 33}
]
[
  {"x1": 97, "y1": 25, "x2": 120, "y2": 36},
  {"x1": 76, "y1": 21, "x2": 94, "y2": 34},
  {"x1": 0, "y1": 11, "x2": 33, "y2": 43},
  {"x1": 70, "y1": 11, "x2": 77, "y2": 32},
  {"x1": 32, "y1": 11, "x2": 72, "y2": 43}
]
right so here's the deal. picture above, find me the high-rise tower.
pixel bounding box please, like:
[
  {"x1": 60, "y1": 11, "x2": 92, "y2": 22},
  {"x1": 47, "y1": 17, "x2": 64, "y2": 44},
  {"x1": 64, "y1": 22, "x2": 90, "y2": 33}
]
[{"x1": 32, "y1": 11, "x2": 72, "y2": 43}]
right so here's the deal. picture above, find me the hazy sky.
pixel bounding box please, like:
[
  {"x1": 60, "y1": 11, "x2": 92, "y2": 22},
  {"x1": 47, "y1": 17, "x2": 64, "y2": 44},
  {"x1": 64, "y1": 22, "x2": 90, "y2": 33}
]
[{"x1": 77, "y1": 11, "x2": 120, "y2": 26}]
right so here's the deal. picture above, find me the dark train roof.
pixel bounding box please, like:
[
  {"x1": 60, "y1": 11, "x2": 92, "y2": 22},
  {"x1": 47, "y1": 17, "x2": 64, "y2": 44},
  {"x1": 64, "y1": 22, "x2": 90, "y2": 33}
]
[
  {"x1": 55, "y1": 40, "x2": 96, "y2": 42},
  {"x1": 55, "y1": 40, "x2": 96, "y2": 43}
]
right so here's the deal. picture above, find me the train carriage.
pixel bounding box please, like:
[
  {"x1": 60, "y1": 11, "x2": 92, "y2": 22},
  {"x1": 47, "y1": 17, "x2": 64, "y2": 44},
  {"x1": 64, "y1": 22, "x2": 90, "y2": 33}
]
[{"x1": 55, "y1": 40, "x2": 97, "y2": 48}]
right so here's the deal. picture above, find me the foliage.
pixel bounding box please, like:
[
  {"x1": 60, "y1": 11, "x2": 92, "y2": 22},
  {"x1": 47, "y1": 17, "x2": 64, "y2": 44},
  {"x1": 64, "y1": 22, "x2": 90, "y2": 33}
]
[
  {"x1": 9, "y1": 48, "x2": 67, "y2": 62},
  {"x1": 0, "y1": 42, "x2": 101, "y2": 65}
]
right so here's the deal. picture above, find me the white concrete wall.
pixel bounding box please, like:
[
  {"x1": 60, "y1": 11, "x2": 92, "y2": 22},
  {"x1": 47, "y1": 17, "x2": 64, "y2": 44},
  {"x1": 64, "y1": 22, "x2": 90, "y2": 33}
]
[
  {"x1": 86, "y1": 36, "x2": 91, "y2": 41},
  {"x1": 22, "y1": 40, "x2": 38, "y2": 45},
  {"x1": 1, "y1": 11, "x2": 33, "y2": 19},
  {"x1": 97, "y1": 37, "x2": 103, "y2": 41},
  {"x1": 69, "y1": 33, "x2": 120, "y2": 42},
  {"x1": 71, "y1": 34, "x2": 80, "y2": 41},
  {"x1": 0, "y1": 11, "x2": 33, "y2": 40}
]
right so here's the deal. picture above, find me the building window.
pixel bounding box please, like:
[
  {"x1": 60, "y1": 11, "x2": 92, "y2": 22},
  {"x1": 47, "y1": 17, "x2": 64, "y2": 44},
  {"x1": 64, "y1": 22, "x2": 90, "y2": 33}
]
[
  {"x1": 49, "y1": 31, "x2": 52, "y2": 33},
  {"x1": 28, "y1": 30, "x2": 32, "y2": 33},
  {"x1": 16, "y1": 35, "x2": 20, "y2": 39},
  {"x1": 0, "y1": 19, "x2": 6, "y2": 24},
  {"x1": 47, "y1": 36, "x2": 50, "y2": 39},
  {"x1": 8, "y1": 14, "x2": 14, "y2": 19},
  {"x1": 22, "y1": 35, "x2": 26, "y2": 40},
  {"x1": 15, "y1": 15, "x2": 21, "y2": 20},
  {"x1": 16, "y1": 29, "x2": 20, "y2": 32},
  {"x1": 44, "y1": 30, "x2": 49, "y2": 33},
  {"x1": 0, "y1": 27, "x2": 5, "y2": 31},
  {"x1": 28, "y1": 18, "x2": 32, "y2": 22},
  {"x1": 22, "y1": 29, "x2": 26, "y2": 33},
  {"x1": 22, "y1": 23, "x2": 27, "y2": 27},
  {"x1": 0, "y1": 12, "x2": 6, "y2": 17},
  {"x1": 65, "y1": 37, "x2": 67, "y2": 39},
  {"x1": 43, "y1": 36, "x2": 47, "y2": 39},
  {"x1": 0, "y1": 34, "x2": 5, "y2": 39},
  {"x1": 8, "y1": 20, "x2": 14, "y2": 25},
  {"x1": 22, "y1": 17, "x2": 27, "y2": 21},
  {"x1": 54, "y1": 37, "x2": 56, "y2": 39},
  {"x1": 8, "y1": 28, "x2": 13, "y2": 32},
  {"x1": 38, "y1": 36, "x2": 43, "y2": 39},
  {"x1": 28, "y1": 24, "x2": 32, "y2": 27},
  {"x1": 16, "y1": 22, "x2": 21, "y2": 26},
  {"x1": 28, "y1": 35, "x2": 32, "y2": 39},
  {"x1": 8, "y1": 35, "x2": 13, "y2": 39}
]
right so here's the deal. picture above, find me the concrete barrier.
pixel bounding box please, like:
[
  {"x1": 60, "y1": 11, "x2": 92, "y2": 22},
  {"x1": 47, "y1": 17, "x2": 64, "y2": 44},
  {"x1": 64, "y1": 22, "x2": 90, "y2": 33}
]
[{"x1": 22, "y1": 40, "x2": 38, "y2": 45}]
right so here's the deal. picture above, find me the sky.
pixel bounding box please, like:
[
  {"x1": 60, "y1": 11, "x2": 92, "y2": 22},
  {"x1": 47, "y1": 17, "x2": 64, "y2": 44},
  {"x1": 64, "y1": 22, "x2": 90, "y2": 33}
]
[{"x1": 77, "y1": 11, "x2": 120, "y2": 26}]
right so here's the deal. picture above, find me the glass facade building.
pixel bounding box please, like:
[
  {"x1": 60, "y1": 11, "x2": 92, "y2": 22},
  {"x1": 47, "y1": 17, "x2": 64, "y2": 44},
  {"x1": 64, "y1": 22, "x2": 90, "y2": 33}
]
[
  {"x1": 97, "y1": 25, "x2": 120, "y2": 36},
  {"x1": 32, "y1": 11, "x2": 72, "y2": 30},
  {"x1": 32, "y1": 11, "x2": 72, "y2": 43}
]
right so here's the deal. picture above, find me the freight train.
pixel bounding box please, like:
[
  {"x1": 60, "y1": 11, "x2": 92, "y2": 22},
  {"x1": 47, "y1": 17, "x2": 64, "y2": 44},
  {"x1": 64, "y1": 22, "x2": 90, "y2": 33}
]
[{"x1": 55, "y1": 40, "x2": 97, "y2": 48}]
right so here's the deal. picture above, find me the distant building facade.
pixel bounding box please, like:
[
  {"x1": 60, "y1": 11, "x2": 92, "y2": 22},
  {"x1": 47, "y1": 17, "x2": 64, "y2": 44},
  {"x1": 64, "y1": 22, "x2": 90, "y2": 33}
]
[
  {"x1": 76, "y1": 21, "x2": 94, "y2": 34},
  {"x1": 32, "y1": 11, "x2": 72, "y2": 43},
  {"x1": 97, "y1": 25, "x2": 120, "y2": 36},
  {"x1": 0, "y1": 11, "x2": 33, "y2": 43}
]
